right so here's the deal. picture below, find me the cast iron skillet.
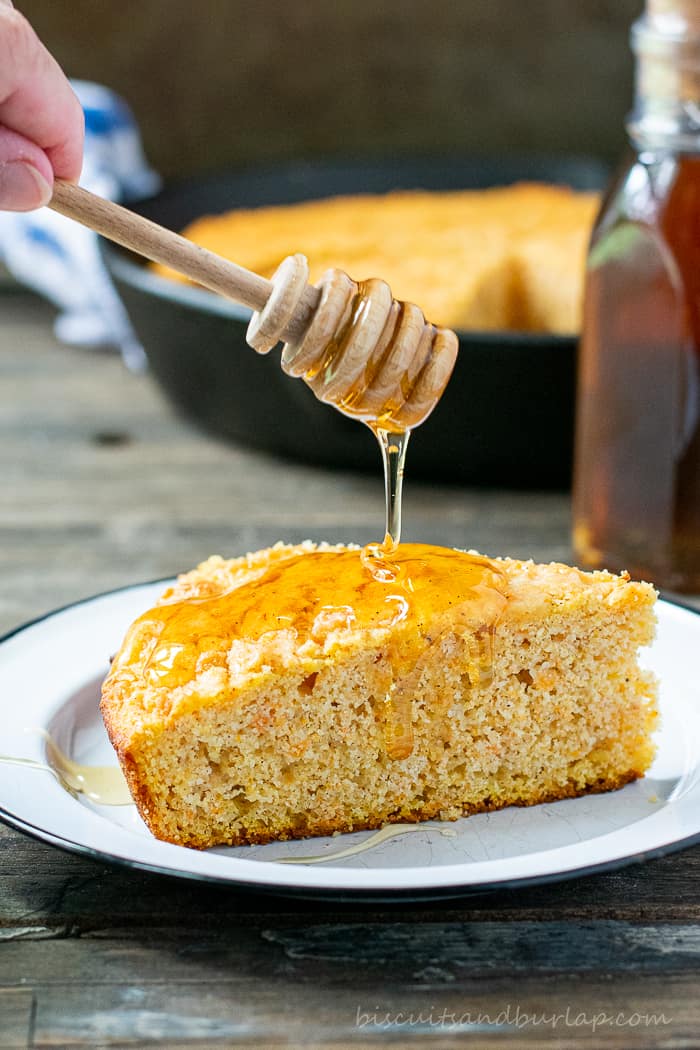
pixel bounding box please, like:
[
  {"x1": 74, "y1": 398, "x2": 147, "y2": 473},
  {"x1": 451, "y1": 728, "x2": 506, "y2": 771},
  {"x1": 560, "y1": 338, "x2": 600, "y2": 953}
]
[{"x1": 103, "y1": 155, "x2": 606, "y2": 487}]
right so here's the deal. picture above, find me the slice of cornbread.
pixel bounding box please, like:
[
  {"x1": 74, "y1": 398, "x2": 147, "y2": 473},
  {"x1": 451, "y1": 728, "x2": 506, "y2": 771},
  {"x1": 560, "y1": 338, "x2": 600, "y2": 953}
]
[{"x1": 101, "y1": 543, "x2": 658, "y2": 849}]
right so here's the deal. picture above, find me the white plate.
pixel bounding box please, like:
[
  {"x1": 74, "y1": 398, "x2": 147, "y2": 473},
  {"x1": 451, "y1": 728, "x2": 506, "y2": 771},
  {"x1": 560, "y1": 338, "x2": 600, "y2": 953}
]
[{"x1": 1, "y1": 582, "x2": 699, "y2": 899}]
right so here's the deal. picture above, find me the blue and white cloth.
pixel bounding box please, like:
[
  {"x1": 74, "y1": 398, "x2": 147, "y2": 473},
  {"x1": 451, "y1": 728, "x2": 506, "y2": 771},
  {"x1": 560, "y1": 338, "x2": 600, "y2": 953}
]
[{"x1": 0, "y1": 81, "x2": 160, "y2": 370}]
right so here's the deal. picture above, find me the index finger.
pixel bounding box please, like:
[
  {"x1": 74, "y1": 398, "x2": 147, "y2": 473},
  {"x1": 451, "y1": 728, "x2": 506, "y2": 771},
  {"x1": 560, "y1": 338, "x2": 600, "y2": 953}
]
[{"x1": 0, "y1": 6, "x2": 84, "y2": 180}]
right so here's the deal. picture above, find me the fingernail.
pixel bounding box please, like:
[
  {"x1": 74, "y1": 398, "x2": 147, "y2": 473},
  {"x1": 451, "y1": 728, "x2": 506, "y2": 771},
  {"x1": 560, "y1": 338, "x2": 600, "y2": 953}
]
[{"x1": 0, "y1": 161, "x2": 52, "y2": 211}]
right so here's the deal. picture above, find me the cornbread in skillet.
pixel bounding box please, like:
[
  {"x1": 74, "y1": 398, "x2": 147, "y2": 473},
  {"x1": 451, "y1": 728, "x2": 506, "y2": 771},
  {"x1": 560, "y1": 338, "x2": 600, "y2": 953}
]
[
  {"x1": 153, "y1": 184, "x2": 599, "y2": 335},
  {"x1": 101, "y1": 542, "x2": 658, "y2": 849}
]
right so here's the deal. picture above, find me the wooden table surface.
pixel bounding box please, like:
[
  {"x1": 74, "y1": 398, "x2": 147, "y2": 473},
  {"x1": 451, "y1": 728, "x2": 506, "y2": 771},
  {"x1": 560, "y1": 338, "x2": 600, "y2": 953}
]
[{"x1": 1, "y1": 289, "x2": 698, "y2": 1049}]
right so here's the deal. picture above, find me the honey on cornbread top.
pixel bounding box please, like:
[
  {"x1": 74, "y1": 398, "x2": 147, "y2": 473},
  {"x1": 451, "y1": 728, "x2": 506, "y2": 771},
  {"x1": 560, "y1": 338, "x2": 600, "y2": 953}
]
[
  {"x1": 109, "y1": 543, "x2": 509, "y2": 759},
  {"x1": 117, "y1": 544, "x2": 504, "y2": 673},
  {"x1": 105, "y1": 542, "x2": 654, "y2": 762}
]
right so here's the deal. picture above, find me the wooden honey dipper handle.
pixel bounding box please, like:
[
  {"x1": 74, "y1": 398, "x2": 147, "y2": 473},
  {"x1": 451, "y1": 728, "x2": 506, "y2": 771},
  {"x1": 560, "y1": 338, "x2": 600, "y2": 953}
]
[
  {"x1": 49, "y1": 180, "x2": 458, "y2": 429},
  {"x1": 48, "y1": 180, "x2": 320, "y2": 345}
]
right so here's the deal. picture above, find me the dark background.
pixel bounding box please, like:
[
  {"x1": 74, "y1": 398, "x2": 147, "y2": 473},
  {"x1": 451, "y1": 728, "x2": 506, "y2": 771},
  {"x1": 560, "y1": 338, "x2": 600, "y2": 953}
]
[{"x1": 21, "y1": 0, "x2": 642, "y2": 177}]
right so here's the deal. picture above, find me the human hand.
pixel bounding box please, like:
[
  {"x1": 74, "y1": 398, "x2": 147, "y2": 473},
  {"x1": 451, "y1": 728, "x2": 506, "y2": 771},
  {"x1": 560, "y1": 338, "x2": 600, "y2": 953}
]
[{"x1": 0, "y1": 1, "x2": 83, "y2": 210}]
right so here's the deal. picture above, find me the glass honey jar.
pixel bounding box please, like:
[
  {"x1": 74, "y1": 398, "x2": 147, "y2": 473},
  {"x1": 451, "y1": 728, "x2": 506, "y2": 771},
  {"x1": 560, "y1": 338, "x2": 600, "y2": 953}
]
[{"x1": 573, "y1": 0, "x2": 700, "y2": 593}]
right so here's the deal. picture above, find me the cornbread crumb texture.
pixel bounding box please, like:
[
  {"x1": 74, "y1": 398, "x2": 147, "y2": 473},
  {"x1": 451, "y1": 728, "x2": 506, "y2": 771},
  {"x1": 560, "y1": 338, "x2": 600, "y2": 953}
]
[
  {"x1": 101, "y1": 543, "x2": 658, "y2": 850},
  {"x1": 154, "y1": 184, "x2": 599, "y2": 334}
]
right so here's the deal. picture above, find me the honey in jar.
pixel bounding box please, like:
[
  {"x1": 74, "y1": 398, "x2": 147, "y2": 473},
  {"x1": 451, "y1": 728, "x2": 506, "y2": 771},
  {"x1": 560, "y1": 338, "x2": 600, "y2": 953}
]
[{"x1": 573, "y1": 0, "x2": 700, "y2": 592}]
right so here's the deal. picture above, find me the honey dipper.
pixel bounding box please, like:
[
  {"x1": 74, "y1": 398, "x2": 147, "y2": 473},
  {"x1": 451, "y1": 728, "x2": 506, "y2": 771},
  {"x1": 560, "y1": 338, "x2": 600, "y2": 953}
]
[{"x1": 49, "y1": 180, "x2": 459, "y2": 431}]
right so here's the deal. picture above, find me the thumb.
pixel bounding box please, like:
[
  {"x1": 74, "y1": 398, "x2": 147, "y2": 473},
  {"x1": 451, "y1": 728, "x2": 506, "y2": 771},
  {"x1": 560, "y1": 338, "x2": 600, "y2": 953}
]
[{"x1": 0, "y1": 126, "x2": 53, "y2": 211}]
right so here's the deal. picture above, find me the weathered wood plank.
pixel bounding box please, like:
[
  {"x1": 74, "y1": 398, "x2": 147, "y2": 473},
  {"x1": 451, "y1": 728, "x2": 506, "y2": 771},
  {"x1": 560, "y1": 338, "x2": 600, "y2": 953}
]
[
  {"x1": 1, "y1": 922, "x2": 700, "y2": 986},
  {"x1": 23, "y1": 974, "x2": 700, "y2": 1048},
  {"x1": 0, "y1": 989, "x2": 33, "y2": 1048}
]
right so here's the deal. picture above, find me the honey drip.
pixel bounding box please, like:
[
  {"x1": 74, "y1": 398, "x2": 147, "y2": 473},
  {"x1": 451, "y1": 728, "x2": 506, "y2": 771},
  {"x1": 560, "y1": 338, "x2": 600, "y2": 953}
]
[
  {"x1": 360, "y1": 426, "x2": 410, "y2": 585},
  {"x1": 377, "y1": 427, "x2": 409, "y2": 551},
  {"x1": 0, "y1": 730, "x2": 132, "y2": 806}
]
